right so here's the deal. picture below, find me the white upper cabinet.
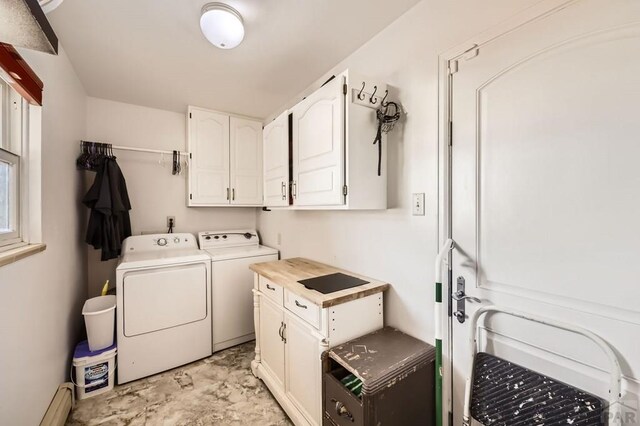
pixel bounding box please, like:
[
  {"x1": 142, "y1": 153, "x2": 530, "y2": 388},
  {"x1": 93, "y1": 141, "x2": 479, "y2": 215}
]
[
  {"x1": 263, "y1": 112, "x2": 290, "y2": 207},
  {"x1": 266, "y1": 70, "x2": 387, "y2": 210},
  {"x1": 187, "y1": 106, "x2": 263, "y2": 206},
  {"x1": 230, "y1": 117, "x2": 263, "y2": 205},
  {"x1": 292, "y1": 76, "x2": 345, "y2": 206},
  {"x1": 188, "y1": 109, "x2": 230, "y2": 205}
]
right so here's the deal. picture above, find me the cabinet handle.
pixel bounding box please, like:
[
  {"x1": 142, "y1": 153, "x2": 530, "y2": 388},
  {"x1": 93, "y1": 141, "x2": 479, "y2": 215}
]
[
  {"x1": 232, "y1": 188, "x2": 235, "y2": 201},
  {"x1": 278, "y1": 322, "x2": 284, "y2": 341},
  {"x1": 295, "y1": 300, "x2": 308, "y2": 309},
  {"x1": 266, "y1": 284, "x2": 275, "y2": 291},
  {"x1": 331, "y1": 399, "x2": 354, "y2": 422},
  {"x1": 292, "y1": 181, "x2": 297, "y2": 197},
  {"x1": 226, "y1": 188, "x2": 230, "y2": 200},
  {"x1": 281, "y1": 182, "x2": 286, "y2": 200},
  {"x1": 282, "y1": 322, "x2": 287, "y2": 343}
]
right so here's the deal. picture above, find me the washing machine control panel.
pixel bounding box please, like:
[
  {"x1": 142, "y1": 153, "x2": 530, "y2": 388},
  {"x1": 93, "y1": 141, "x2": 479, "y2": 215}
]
[
  {"x1": 198, "y1": 230, "x2": 259, "y2": 249},
  {"x1": 121, "y1": 233, "x2": 198, "y2": 252}
]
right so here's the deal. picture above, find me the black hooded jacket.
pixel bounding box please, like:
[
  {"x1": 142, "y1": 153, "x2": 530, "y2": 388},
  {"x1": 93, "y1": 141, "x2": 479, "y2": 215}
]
[{"x1": 83, "y1": 158, "x2": 132, "y2": 260}]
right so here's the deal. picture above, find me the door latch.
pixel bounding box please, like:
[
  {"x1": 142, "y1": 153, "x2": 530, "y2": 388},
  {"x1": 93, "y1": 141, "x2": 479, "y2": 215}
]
[{"x1": 452, "y1": 276, "x2": 481, "y2": 323}]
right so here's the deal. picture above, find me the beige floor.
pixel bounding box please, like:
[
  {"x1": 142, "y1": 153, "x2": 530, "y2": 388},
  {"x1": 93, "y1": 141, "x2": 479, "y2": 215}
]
[{"x1": 67, "y1": 342, "x2": 292, "y2": 426}]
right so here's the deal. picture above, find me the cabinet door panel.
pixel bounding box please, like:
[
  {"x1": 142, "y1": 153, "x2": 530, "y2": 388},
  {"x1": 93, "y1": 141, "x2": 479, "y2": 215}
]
[
  {"x1": 285, "y1": 312, "x2": 321, "y2": 425},
  {"x1": 263, "y1": 112, "x2": 289, "y2": 207},
  {"x1": 188, "y1": 109, "x2": 230, "y2": 205},
  {"x1": 230, "y1": 117, "x2": 263, "y2": 205},
  {"x1": 292, "y1": 77, "x2": 345, "y2": 206},
  {"x1": 260, "y1": 296, "x2": 285, "y2": 389}
]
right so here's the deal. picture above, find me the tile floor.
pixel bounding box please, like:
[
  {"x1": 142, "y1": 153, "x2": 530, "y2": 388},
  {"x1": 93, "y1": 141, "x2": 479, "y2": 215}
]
[{"x1": 67, "y1": 342, "x2": 292, "y2": 426}]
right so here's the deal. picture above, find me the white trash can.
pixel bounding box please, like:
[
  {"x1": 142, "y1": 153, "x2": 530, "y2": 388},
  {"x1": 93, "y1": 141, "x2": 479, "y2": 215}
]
[{"x1": 82, "y1": 295, "x2": 116, "y2": 351}]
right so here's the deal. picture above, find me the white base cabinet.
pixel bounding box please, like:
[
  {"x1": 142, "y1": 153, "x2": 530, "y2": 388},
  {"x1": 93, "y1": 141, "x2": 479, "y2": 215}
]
[{"x1": 251, "y1": 274, "x2": 384, "y2": 426}]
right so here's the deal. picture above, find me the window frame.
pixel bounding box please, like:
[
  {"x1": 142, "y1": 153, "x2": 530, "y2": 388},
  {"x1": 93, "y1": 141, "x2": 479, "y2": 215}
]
[{"x1": 0, "y1": 77, "x2": 28, "y2": 251}]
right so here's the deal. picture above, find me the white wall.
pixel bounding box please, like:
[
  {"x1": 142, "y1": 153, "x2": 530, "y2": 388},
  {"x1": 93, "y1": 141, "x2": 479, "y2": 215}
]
[
  {"x1": 85, "y1": 97, "x2": 257, "y2": 296},
  {"x1": 258, "y1": 0, "x2": 539, "y2": 342},
  {"x1": 0, "y1": 47, "x2": 87, "y2": 425}
]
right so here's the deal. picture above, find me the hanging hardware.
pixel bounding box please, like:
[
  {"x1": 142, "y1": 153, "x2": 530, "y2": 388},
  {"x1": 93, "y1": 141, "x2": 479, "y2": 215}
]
[
  {"x1": 357, "y1": 81, "x2": 366, "y2": 100},
  {"x1": 381, "y1": 90, "x2": 389, "y2": 107},
  {"x1": 79, "y1": 140, "x2": 188, "y2": 174},
  {"x1": 369, "y1": 85, "x2": 378, "y2": 104}
]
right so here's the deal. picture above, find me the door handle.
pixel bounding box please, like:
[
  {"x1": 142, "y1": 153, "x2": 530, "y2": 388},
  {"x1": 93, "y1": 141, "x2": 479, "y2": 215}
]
[
  {"x1": 453, "y1": 277, "x2": 481, "y2": 324},
  {"x1": 452, "y1": 291, "x2": 481, "y2": 303},
  {"x1": 331, "y1": 399, "x2": 354, "y2": 422},
  {"x1": 295, "y1": 300, "x2": 308, "y2": 309}
]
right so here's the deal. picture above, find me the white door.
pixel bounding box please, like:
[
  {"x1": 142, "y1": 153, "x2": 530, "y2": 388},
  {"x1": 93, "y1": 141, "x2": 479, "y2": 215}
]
[
  {"x1": 285, "y1": 312, "x2": 321, "y2": 425},
  {"x1": 188, "y1": 109, "x2": 230, "y2": 205},
  {"x1": 292, "y1": 76, "x2": 345, "y2": 206},
  {"x1": 260, "y1": 296, "x2": 285, "y2": 389},
  {"x1": 449, "y1": 1, "x2": 640, "y2": 424},
  {"x1": 230, "y1": 117, "x2": 263, "y2": 205},
  {"x1": 263, "y1": 111, "x2": 290, "y2": 207}
]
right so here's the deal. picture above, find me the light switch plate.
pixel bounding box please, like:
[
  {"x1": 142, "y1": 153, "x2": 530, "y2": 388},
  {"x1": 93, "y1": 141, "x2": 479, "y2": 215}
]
[{"x1": 412, "y1": 193, "x2": 425, "y2": 216}]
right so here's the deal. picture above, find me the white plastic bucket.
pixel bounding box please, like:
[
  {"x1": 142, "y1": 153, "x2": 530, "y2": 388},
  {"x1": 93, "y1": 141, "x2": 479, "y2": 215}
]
[
  {"x1": 72, "y1": 341, "x2": 117, "y2": 400},
  {"x1": 82, "y1": 295, "x2": 116, "y2": 351}
]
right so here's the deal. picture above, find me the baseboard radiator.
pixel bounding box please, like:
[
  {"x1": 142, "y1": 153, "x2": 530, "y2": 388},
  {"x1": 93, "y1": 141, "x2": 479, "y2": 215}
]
[{"x1": 40, "y1": 383, "x2": 74, "y2": 426}]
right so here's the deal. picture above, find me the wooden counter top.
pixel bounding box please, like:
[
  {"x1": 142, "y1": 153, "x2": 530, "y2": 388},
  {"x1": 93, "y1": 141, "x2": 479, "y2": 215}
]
[{"x1": 249, "y1": 257, "x2": 390, "y2": 308}]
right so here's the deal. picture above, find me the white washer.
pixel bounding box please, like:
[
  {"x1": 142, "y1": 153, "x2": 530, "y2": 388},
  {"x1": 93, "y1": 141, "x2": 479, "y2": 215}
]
[
  {"x1": 116, "y1": 233, "x2": 212, "y2": 384},
  {"x1": 198, "y1": 230, "x2": 278, "y2": 353}
]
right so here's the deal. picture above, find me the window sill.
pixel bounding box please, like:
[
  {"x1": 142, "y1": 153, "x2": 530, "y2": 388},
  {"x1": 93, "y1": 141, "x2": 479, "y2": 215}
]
[{"x1": 0, "y1": 243, "x2": 46, "y2": 267}]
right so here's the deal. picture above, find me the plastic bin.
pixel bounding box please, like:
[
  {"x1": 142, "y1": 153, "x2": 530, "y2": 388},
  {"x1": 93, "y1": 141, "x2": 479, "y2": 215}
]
[
  {"x1": 72, "y1": 340, "x2": 116, "y2": 400},
  {"x1": 82, "y1": 295, "x2": 116, "y2": 351}
]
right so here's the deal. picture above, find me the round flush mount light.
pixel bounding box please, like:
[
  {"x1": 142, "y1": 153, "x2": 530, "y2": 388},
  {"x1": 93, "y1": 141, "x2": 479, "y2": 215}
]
[
  {"x1": 38, "y1": 0, "x2": 64, "y2": 13},
  {"x1": 200, "y1": 3, "x2": 245, "y2": 49}
]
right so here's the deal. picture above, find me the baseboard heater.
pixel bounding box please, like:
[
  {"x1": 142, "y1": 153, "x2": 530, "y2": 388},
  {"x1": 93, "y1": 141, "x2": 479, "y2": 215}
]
[{"x1": 40, "y1": 383, "x2": 74, "y2": 426}]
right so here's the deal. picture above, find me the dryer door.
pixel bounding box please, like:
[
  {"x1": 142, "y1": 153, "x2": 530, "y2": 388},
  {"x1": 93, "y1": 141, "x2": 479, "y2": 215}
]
[{"x1": 123, "y1": 263, "x2": 208, "y2": 337}]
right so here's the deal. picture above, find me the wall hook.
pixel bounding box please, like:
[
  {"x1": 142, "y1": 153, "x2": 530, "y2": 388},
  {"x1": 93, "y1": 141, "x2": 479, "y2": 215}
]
[
  {"x1": 357, "y1": 82, "x2": 366, "y2": 100},
  {"x1": 369, "y1": 85, "x2": 378, "y2": 104},
  {"x1": 381, "y1": 90, "x2": 389, "y2": 106}
]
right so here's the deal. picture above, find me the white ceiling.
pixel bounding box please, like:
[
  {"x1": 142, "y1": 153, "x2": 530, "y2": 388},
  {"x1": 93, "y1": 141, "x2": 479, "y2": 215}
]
[{"x1": 47, "y1": 0, "x2": 421, "y2": 118}]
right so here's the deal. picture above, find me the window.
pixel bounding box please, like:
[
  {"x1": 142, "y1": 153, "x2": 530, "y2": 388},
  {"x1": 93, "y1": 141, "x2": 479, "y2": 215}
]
[{"x1": 0, "y1": 78, "x2": 27, "y2": 249}]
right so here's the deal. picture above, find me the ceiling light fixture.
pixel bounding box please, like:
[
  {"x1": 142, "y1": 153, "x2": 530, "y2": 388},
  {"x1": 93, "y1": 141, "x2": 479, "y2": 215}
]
[{"x1": 200, "y1": 3, "x2": 245, "y2": 50}]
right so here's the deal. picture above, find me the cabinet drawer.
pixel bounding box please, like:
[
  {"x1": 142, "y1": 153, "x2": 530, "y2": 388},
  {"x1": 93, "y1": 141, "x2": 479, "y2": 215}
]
[
  {"x1": 323, "y1": 373, "x2": 363, "y2": 426},
  {"x1": 259, "y1": 276, "x2": 283, "y2": 305},
  {"x1": 285, "y1": 290, "x2": 320, "y2": 329}
]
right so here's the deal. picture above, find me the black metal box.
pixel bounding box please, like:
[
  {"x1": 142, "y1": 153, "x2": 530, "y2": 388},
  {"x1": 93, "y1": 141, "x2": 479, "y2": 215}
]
[{"x1": 322, "y1": 327, "x2": 436, "y2": 426}]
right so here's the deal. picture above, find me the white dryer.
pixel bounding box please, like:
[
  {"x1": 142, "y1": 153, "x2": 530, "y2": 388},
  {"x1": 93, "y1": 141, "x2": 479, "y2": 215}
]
[
  {"x1": 198, "y1": 230, "x2": 278, "y2": 352},
  {"x1": 116, "y1": 233, "x2": 212, "y2": 383}
]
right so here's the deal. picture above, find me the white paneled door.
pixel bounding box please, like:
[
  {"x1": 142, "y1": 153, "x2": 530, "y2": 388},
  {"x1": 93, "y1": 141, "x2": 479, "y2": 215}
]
[
  {"x1": 230, "y1": 117, "x2": 263, "y2": 205},
  {"x1": 292, "y1": 76, "x2": 345, "y2": 206},
  {"x1": 263, "y1": 112, "x2": 290, "y2": 207},
  {"x1": 259, "y1": 296, "x2": 285, "y2": 390},
  {"x1": 449, "y1": 1, "x2": 640, "y2": 424},
  {"x1": 188, "y1": 109, "x2": 229, "y2": 205}
]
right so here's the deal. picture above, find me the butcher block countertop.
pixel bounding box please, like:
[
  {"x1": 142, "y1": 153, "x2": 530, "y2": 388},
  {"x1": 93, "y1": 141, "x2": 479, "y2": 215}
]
[{"x1": 249, "y1": 257, "x2": 390, "y2": 308}]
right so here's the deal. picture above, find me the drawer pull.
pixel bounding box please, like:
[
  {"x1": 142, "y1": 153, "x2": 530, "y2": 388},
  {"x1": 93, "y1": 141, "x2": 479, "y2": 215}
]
[
  {"x1": 295, "y1": 300, "x2": 308, "y2": 309},
  {"x1": 266, "y1": 284, "x2": 276, "y2": 291},
  {"x1": 331, "y1": 399, "x2": 354, "y2": 422}
]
